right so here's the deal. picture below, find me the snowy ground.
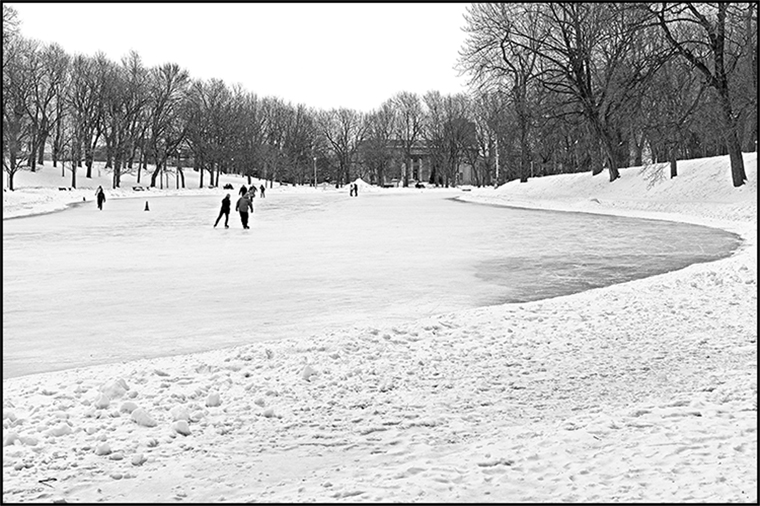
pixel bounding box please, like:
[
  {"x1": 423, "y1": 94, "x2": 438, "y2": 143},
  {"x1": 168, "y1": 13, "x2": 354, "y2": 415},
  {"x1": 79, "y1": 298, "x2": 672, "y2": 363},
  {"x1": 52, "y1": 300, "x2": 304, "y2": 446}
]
[{"x1": 2, "y1": 154, "x2": 757, "y2": 502}]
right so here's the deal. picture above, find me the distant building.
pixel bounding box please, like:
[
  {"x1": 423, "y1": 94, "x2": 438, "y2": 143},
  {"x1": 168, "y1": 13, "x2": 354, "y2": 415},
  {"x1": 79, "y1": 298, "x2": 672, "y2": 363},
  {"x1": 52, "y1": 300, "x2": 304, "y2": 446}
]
[{"x1": 360, "y1": 139, "x2": 475, "y2": 187}]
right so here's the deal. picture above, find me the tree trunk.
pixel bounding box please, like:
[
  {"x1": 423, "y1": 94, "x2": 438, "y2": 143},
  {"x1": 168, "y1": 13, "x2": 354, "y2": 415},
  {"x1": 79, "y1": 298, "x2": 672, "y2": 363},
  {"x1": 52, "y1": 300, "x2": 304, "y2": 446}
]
[
  {"x1": 669, "y1": 145, "x2": 678, "y2": 178},
  {"x1": 150, "y1": 161, "x2": 160, "y2": 188},
  {"x1": 37, "y1": 135, "x2": 46, "y2": 165},
  {"x1": 519, "y1": 129, "x2": 529, "y2": 183},
  {"x1": 719, "y1": 91, "x2": 747, "y2": 187},
  {"x1": 85, "y1": 153, "x2": 94, "y2": 179},
  {"x1": 70, "y1": 163, "x2": 77, "y2": 189},
  {"x1": 7, "y1": 152, "x2": 18, "y2": 191},
  {"x1": 601, "y1": 135, "x2": 620, "y2": 182}
]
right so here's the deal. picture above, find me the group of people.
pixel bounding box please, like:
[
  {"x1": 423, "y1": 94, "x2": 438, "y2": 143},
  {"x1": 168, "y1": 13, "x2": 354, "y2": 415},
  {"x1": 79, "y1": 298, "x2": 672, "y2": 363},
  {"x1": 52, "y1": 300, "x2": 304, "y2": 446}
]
[
  {"x1": 93, "y1": 183, "x2": 268, "y2": 230},
  {"x1": 349, "y1": 183, "x2": 359, "y2": 197},
  {"x1": 214, "y1": 184, "x2": 266, "y2": 229}
]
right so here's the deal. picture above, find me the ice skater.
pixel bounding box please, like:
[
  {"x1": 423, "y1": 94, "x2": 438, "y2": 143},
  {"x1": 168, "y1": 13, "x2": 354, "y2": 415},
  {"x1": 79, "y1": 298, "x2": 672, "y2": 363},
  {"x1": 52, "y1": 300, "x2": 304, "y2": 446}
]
[
  {"x1": 259, "y1": 184, "x2": 266, "y2": 198},
  {"x1": 239, "y1": 184, "x2": 248, "y2": 196},
  {"x1": 95, "y1": 186, "x2": 106, "y2": 210},
  {"x1": 236, "y1": 191, "x2": 253, "y2": 229},
  {"x1": 214, "y1": 193, "x2": 231, "y2": 228}
]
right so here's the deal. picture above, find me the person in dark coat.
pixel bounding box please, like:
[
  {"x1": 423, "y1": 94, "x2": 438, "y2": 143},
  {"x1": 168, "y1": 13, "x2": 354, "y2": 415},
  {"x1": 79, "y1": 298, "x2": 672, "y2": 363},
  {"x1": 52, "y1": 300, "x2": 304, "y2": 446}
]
[
  {"x1": 239, "y1": 184, "x2": 248, "y2": 196},
  {"x1": 236, "y1": 192, "x2": 253, "y2": 229},
  {"x1": 95, "y1": 186, "x2": 106, "y2": 210},
  {"x1": 214, "y1": 193, "x2": 232, "y2": 228},
  {"x1": 259, "y1": 184, "x2": 266, "y2": 198}
]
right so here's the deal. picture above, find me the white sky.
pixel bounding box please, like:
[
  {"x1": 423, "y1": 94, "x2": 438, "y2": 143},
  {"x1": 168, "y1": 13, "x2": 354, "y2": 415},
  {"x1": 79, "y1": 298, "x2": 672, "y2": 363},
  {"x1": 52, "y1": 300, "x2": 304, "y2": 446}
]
[{"x1": 9, "y1": 2, "x2": 472, "y2": 112}]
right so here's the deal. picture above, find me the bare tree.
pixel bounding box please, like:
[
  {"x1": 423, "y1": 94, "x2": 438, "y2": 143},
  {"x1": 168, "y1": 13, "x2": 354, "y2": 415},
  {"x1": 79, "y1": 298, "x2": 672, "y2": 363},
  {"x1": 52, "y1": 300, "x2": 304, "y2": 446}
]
[
  {"x1": 460, "y1": 3, "x2": 542, "y2": 183},
  {"x1": 462, "y1": 4, "x2": 664, "y2": 182},
  {"x1": 317, "y1": 108, "x2": 367, "y2": 187},
  {"x1": 640, "y1": 52, "x2": 707, "y2": 178},
  {"x1": 391, "y1": 91, "x2": 425, "y2": 187},
  {"x1": 648, "y1": 2, "x2": 752, "y2": 186},
  {"x1": 146, "y1": 62, "x2": 189, "y2": 188},
  {"x1": 67, "y1": 54, "x2": 107, "y2": 179},
  {"x1": 361, "y1": 100, "x2": 397, "y2": 186},
  {"x1": 3, "y1": 36, "x2": 34, "y2": 190},
  {"x1": 28, "y1": 43, "x2": 69, "y2": 169},
  {"x1": 2, "y1": 4, "x2": 21, "y2": 70}
]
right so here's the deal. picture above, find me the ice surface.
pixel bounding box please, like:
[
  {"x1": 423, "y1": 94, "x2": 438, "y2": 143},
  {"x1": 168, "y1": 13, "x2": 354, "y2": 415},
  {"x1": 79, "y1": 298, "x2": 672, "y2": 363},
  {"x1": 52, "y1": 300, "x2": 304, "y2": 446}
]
[{"x1": 2, "y1": 190, "x2": 739, "y2": 378}]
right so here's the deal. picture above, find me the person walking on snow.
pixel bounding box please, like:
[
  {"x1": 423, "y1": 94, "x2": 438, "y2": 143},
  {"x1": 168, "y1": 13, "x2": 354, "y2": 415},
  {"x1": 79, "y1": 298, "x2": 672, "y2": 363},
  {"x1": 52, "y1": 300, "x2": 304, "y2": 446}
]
[
  {"x1": 95, "y1": 186, "x2": 106, "y2": 210},
  {"x1": 239, "y1": 184, "x2": 248, "y2": 197},
  {"x1": 259, "y1": 184, "x2": 266, "y2": 198},
  {"x1": 236, "y1": 192, "x2": 253, "y2": 229},
  {"x1": 214, "y1": 193, "x2": 231, "y2": 228}
]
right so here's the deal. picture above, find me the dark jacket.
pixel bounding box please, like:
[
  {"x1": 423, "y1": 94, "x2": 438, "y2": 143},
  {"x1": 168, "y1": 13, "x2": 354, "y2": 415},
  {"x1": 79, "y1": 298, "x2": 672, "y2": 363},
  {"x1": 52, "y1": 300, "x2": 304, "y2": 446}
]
[
  {"x1": 236, "y1": 195, "x2": 253, "y2": 213},
  {"x1": 220, "y1": 195, "x2": 231, "y2": 213}
]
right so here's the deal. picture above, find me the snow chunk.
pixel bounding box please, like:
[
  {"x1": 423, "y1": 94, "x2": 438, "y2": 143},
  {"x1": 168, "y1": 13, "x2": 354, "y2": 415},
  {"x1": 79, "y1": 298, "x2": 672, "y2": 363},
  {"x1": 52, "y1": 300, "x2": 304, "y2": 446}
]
[
  {"x1": 19, "y1": 435, "x2": 38, "y2": 446},
  {"x1": 94, "y1": 394, "x2": 110, "y2": 409},
  {"x1": 94, "y1": 443, "x2": 111, "y2": 456},
  {"x1": 301, "y1": 365, "x2": 318, "y2": 381},
  {"x1": 131, "y1": 453, "x2": 147, "y2": 466},
  {"x1": 3, "y1": 432, "x2": 19, "y2": 447},
  {"x1": 172, "y1": 420, "x2": 191, "y2": 436},
  {"x1": 170, "y1": 406, "x2": 190, "y2": 421},
  {"x1": 120, "y1": 401, "x2": 139, "y2": 414},
  {"x1": 206, "y1": 392, "x2": 221, "y2": 407},
  {"x1": 130, "y1": 408, "x2": 158, "y2": 427},
  {"x1": 100, "y1": 379, "x2": 129, "y2": 400},
  {"x1": 46, "y1": 423, "x2": 73, "y2": 437}
]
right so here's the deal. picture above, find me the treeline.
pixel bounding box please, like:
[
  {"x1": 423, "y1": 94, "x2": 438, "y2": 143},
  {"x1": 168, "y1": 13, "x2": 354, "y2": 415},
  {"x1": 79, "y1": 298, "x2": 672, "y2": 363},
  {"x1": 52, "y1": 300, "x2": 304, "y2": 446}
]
[
  {"x1": 3, "y1": 4, "x2": 757, "y2": 191},
  {"x1": 459, "y1": 3, "x2": 756, "y2": 187}
]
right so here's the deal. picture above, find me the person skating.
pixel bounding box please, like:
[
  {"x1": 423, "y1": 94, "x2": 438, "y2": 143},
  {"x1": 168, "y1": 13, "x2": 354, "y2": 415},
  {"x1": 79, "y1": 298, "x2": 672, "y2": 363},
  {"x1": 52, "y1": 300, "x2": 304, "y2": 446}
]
[
  {"x1": 259, "y1": 184, "x2": 265, "y2": 198},
  {"x1": 236, "y1": 192, "x2": 254, "y2": 229},
  {"x1": 95, "y1": 186, "x2": 106, "y2": 210},
  {"x1": 214, "y1": 193, "x2": 231, "y2": 228}
]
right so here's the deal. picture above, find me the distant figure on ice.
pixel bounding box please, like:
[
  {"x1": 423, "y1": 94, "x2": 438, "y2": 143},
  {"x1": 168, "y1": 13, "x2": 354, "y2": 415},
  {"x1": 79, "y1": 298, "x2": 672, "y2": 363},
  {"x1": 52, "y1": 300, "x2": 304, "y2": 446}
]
[
  {"x1": 259, "y1": 184, "x2": 266, "y2": 198},
  {"x1": 248, "y1": 185, "x2": 257, "y2": 199},
  {"x1": 239, "y1": 184, "x2": 248, "y2": 196},
  {"x1": 236, "y1": 192, "x2": 253, "y2": 229},
  {"x1": 95, "y1": 186, "x2": 106, "y2": 210},
  {"x1": 214, "y1": 193, "x2": 231, "y2": 228}
]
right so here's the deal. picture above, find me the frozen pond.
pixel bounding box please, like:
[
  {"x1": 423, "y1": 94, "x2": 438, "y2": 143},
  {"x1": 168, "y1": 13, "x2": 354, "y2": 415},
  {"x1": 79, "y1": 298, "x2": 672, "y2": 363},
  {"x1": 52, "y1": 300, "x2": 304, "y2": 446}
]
[{"x1": 2, "y1": 190, "x2": 741, "y2": 378}]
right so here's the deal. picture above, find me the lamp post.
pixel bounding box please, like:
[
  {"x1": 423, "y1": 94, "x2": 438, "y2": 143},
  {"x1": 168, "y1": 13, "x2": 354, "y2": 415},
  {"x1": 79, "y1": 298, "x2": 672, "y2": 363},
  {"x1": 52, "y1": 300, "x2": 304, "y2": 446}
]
[{"x1": 313, "y1": 156, "x2": 317, "y2": 188}]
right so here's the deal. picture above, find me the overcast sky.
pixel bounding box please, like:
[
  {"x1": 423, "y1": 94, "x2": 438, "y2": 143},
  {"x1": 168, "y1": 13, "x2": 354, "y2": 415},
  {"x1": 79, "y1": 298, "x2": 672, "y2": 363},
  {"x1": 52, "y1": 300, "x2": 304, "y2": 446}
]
[{"x1": 9, "y1": 3, "x2": 472, "y2": 112}]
